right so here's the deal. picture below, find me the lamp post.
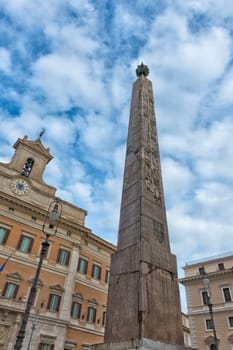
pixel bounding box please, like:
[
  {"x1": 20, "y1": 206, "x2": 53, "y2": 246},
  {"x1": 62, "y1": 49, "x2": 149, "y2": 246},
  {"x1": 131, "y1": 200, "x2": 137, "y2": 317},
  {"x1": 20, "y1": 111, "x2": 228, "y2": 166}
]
[
  {"x1": 14, "y1": 199, "x2": 62, "y2": 350},
  {"x1": 26, "y1": 309, "x2": 39, "y2": 350},
  {"x1": 203, "y1": 276, "x2": 219, "y2": 350}
]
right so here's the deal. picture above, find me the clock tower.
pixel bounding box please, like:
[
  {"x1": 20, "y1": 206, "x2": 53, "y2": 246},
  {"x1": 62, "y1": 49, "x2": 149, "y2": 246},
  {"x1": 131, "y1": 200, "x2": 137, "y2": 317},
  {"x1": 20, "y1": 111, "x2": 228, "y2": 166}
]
[{"x1": 0, "y1": 135, "x2": 56, "y2": 204}]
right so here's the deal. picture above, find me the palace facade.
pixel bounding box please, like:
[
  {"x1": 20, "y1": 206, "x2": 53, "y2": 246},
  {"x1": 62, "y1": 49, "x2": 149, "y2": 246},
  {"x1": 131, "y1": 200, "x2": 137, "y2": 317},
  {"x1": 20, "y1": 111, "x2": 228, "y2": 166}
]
[{"x1": 0, "y1": 136, "x2": 115, "y2": 350}]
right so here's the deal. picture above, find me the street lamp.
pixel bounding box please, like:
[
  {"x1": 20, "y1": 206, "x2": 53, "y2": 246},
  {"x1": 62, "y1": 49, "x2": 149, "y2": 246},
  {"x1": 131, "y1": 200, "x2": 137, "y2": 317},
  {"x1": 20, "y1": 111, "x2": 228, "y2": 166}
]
[
  {"x1": 203, "y1": 276, "x2": 219, "y2": 350},
  {"x1": 26, "y1": 309, "x2": 39, "y2": 350},
  {"x1": 14, "y1": 199, "x2": 62, "y2": 350}
]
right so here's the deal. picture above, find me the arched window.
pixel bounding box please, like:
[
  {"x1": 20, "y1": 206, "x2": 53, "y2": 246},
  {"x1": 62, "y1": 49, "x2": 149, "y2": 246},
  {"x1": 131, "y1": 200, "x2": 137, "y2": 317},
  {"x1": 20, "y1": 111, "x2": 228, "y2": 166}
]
[
  {"x1": 21, "y1": 158, "x2": 34, "y2": 177},
  {"x1": 210, "y1": 344, "x2": 217, "y2": 350}
]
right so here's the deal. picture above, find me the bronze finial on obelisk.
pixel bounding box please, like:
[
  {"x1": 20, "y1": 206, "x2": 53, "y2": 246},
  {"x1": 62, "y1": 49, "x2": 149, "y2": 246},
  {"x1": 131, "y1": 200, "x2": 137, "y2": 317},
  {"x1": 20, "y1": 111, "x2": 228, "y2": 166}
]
[
  {"x1": 136, "y1": 62, "x2": 149, "y2": 77},
  {"x1": 93, "y1": 66, "x2": 184, "y2": 350}
]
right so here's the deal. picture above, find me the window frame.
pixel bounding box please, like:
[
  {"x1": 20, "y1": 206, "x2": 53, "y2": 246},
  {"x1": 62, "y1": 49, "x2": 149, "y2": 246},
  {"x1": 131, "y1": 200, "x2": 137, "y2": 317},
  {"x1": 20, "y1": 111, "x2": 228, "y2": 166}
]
[
  {"x1": 105, "y1": 270, "x2": 110, "y2": 284},
  {"x1": 38, "y1": 343, "x2": 54, "y2": 350},
  {"x1": 77, "y1": 257, "x2": 88, "y2": 274},
  {"x1": 102, "y1": 311, "x2": 106, "y2": 326},
  {"x1": 57, "y1": 248, "x2": 70, "y2": 266},
  {"x1": 47, "y1": 294, "x2": 61, "y2": 312},
  {"x1": 201, "y1": 290, "x2": 209, "y2": 305},
  {"x1": 228, "y1": 316, "x2": 233, "y2": 328},
  {"x1": 87, "y1": 306, "x2": 96, "y2": 323},
  {"x1": 199, "y1": 267, "x2": 205, "y2": 275},
  {"x1": 205, "y1": 318, "x2": 213, "y2": 330},
  {"x1": 71, "y1": 301, "x2": 82, "y2": 319},
  {"x1": 222, "y1": 286, "x2": 232, "y2": 302},
  {"x1": 17, "y1": 234, "x2": 34, "y2": 253},
  {"x1": 92, "y1": 264, "x2": 101, "y2": 280},
  {"x1": 0, "y1": 226, "x2": 10, "y2": 245},
  {"x1": 2, "y1": 282, "x2": 19, "y2": 299},
  {"x1": 218, "y1": 263, "x2": 225, "y2": 271}
]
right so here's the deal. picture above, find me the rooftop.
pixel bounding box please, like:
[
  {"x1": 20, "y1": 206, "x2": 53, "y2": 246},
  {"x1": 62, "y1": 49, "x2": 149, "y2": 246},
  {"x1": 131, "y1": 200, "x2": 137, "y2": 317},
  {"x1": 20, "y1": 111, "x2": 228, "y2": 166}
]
[{"x1": 184, "y1": 251, "x2": 233, "y2": 267}]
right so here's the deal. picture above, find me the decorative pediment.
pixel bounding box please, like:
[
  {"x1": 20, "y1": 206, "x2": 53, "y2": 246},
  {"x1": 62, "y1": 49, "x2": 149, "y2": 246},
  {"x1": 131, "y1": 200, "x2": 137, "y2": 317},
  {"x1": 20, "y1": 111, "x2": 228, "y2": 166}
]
[
  {"x1": 64, "y1": 340, "x2": 77, "y2": 349},
  {"x1": 73, "y1": 292, "x2": 83, "y2": 300},
  {"x1": 7, "y1": 272, "x2": 23, "y2": 281},
  {"x1": 228, "y1": 333, "x2": 233, "y2": 342},
  {"x1": 13, "y1": 136, "x2": 53, "y2": 161},
  {"x1": 88, "y1": 298, "x2": 98, "y2": 305},
  {"x1": 50, "y1": 284, "x2": 64, "y2": 292},
  {"x1": 28, "y1": 278, "x2": 43, "y2": 287}
]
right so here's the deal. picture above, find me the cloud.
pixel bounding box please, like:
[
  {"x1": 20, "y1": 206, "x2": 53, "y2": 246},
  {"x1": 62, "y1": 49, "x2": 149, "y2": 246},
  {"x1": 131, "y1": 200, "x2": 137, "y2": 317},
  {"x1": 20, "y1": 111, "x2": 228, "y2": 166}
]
[
  {"x1": 162, "y1": 157, "x2": 195, "y2": 206},
  {"x1": 30, "y1": 53, "x2": 109, "y2": 112},
  {"x1": 215, "y1": 68, "x2": 233, "y2": 106},
  {"x1": 0, "y1": 48, "x2": 11, "y2": 74}
]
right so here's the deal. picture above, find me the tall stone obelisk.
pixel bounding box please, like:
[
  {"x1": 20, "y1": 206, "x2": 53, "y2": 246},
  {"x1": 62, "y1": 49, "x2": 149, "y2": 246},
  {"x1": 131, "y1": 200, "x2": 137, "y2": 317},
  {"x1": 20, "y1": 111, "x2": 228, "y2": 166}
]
[{"x1": 94, "y1": 64, "x2": 184, "y2": 350}]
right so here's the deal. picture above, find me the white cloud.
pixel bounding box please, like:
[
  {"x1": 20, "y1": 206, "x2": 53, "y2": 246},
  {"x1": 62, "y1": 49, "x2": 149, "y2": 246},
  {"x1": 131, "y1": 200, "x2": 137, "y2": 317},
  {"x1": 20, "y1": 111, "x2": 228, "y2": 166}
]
[
  {"x1": 31, "y1": 53, "x2": 109, "y2": 112},
  {"x1": 0, "y1": 48, "x2": 11, "y2": 74},
  {"x1": 162, "y1": 157, "x2": 195, "y2": 206},
  {"x1": 215, "y1": 68, "x2": 233, "y2": 106}
]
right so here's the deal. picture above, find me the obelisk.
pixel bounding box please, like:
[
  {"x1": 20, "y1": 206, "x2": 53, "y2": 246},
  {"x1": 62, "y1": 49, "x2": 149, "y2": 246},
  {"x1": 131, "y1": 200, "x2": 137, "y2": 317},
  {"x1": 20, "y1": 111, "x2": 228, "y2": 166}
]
[{"x1": 94, "y1": 64, "x2": 184, "y2": 350}]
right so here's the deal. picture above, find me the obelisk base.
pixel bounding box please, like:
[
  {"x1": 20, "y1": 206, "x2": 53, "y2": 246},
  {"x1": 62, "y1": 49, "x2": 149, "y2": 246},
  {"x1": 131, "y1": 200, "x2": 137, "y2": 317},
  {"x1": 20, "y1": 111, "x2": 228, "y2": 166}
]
[{"x1": 91, "y1": 338, "x2": 185, "y2": 350}]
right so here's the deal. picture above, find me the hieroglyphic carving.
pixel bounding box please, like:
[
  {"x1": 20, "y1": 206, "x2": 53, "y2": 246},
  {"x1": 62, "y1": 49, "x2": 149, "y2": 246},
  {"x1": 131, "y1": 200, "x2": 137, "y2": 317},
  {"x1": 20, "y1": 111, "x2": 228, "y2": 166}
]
[
  {"x1": 154, "y1": 221, "x2": 164, "y2": 243},
  {"x1": 141, "y1": 84, "x2": 162, "y2": 205}
]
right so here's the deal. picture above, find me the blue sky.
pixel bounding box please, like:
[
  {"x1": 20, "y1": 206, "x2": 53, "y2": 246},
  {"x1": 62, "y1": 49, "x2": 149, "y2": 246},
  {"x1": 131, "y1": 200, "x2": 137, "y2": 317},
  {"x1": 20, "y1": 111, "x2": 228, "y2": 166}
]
[{"x1": 0, "y1": 0, "x2": 233, "y2": 310}]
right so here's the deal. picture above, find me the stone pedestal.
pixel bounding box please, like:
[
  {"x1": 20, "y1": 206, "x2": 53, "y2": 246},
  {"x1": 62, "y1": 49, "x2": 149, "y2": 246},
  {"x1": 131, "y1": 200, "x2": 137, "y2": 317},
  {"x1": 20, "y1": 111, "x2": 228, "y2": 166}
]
[{"x1": 92, "y1": 338, "x2": 185, "y2": 350}]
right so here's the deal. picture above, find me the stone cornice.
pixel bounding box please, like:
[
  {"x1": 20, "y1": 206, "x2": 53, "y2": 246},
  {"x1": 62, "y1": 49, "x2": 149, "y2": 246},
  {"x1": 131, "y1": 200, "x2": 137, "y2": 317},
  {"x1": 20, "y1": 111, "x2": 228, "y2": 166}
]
[
  {"x1": 0, "y1": 191, "x2": 116, "y2": 253},
  {"x1": 179, "y1": 268, "x2": 233, "y2": 285}
]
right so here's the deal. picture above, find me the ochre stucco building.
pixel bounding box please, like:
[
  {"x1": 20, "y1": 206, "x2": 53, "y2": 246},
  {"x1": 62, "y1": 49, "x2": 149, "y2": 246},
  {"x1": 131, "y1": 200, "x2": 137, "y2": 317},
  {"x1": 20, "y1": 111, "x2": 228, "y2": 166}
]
[
  {"x1": 0, "y1": 136, "x2": 115, "y2": 350},
  {"x1": 180, "y1": 252, "x2": 233, "y2": 350}
]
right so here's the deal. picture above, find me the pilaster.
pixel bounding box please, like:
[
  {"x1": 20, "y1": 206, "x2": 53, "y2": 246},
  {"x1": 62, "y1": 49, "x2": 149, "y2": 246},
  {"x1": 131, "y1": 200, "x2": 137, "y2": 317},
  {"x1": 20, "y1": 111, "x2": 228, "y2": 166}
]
[{"x1": 59, "y1": 243, "x2": 80, "y2": 321}]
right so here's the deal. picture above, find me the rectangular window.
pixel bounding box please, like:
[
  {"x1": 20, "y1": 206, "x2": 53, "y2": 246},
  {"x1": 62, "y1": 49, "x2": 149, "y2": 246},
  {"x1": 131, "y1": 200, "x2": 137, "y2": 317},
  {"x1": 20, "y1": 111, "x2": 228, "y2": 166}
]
[
  {"x1": 102, "y1": 311, "x2": 106, "y2": 326},
  {"x1": 38, "y1": 344, "x2": 54, "y2": 350},
  {"x1": 2, "y1": 283, "x2": 18, "y2": 299},
  {"x1": 199, "y1": 267, "x2": 205, "y2": 275},
  {"x1": 87, "y1": 307, "x2": 96, "y2": 323},
  {"x1": 223, "y1": 287, "x2": 232, "y2": 302},
  {"x1": 0, "y1": 227, "x2": 9, "y2": 245},
  {"x1": 105, "y1": 270, "x2": 110, "y2": 284},
  {"x1": 77, "y1": 258, "x2": 88, "y2": 274},
  {"x1": 218, "y1": 263, "x2": 225, "y2": 271},
  {"x1": 229, "y1": 316, "x2": 233, "y2": 328},
  {"x1": 57, "y1": 249, "x2": 70, "y2": 266},
  {"x1": 47, "y1": 294, "x2": 61, "y2": 312},
  {"x1": 71, "y1": 302, "x2": 81, "y2": 319},
  {"x1": 17, "y1": 235, "x2": 33, "y2": 253},
  {"x1": 206, "y1": 319, "x2": 213, "y2": 330},
  {"x1": 201, "y1": 290, "x2": 209, "y2": 305},
  {"x1": 92, "y1": 264, "x2": 101, "y2": 280}
]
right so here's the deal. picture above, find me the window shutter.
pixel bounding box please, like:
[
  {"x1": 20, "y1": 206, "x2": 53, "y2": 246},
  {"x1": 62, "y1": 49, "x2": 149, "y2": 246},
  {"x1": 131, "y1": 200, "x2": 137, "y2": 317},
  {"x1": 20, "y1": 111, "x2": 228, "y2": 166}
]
[
  {"x1": 13, "y1": 284, "x2": 19, "y2": 299},
  {"x1": 17, "y1": 236, "x2": 23, "y2": 250},
  {"x1": 2, "y1": 229, "x2": 10, "y2": 244},
  {"x1": 66, "y1": 251, "x2": 70, "y2": 266},
  {"x1": 28, "y1": 237, "x2": 34, "y2": 253},
  {"x1": 57, "y1": 249, "x2": 61, "y2": 263},
  {"x1": 56, "y1": 295, "x2": 61, "y2": 312},
  {"x1": 2, "y1": 282, "x2": 9, "y2": 296},
  {"x1": 47, "y1": 294, "x2": 52, "y2": 310}
]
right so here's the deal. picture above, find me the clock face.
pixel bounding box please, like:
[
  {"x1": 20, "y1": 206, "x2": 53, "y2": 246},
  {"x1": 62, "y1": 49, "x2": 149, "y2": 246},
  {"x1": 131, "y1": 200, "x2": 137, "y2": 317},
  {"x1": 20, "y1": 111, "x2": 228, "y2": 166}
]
[{"x1": 11, "y1": 179, "x2": 30, "y2": 196}]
